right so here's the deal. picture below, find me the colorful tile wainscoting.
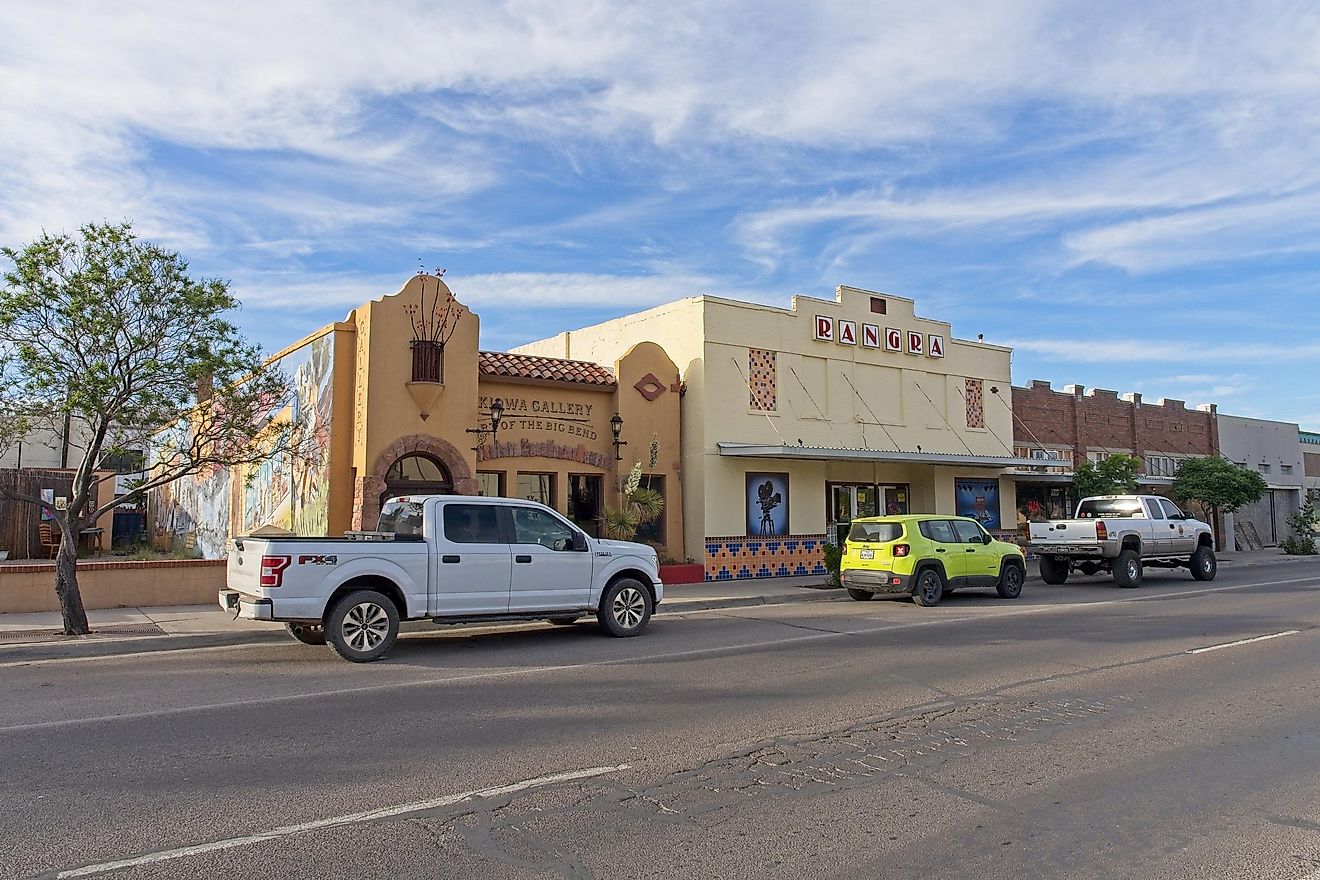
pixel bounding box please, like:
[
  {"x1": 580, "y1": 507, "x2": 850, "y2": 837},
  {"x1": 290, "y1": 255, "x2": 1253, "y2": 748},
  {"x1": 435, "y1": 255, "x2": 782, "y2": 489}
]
[{"x1": 704, "y1": 533, "x2": 829, "y2": 581}]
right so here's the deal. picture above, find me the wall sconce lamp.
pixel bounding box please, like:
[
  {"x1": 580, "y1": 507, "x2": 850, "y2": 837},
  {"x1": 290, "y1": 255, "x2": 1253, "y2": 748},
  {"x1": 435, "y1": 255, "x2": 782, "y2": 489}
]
[
  {"x1": 466, "y1": 398, "x2": 505, "y2": 449},
  {"x1": 610, "y1": 412, "x2": 627, "y2": 461}
]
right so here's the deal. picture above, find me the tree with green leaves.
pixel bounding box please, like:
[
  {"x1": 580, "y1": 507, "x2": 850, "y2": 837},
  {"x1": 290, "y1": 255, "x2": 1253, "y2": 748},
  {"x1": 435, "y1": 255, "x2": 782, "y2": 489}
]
[
  {"x1": 1171, "y1": 456, "x2": 1267, "y2": 538},
  {"x1": 0, "y1": 221, "x2": 302, "y2": 635},
  {"x1": 1072, "y1": 453, "x2": 1142, "y2": 499}
]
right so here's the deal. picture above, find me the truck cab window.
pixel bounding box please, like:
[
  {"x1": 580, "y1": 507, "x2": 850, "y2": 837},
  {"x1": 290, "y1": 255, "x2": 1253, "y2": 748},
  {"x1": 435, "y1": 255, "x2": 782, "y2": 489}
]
[
  {"x1": 512, "y1": 507, "x2": 578, "y2": 551},
  {"x1": 377, "y1": 500, "x2": 426, "y2": 537},
  {"x1": 442, "y1": 504, "x2": 502, "y2": 544}
]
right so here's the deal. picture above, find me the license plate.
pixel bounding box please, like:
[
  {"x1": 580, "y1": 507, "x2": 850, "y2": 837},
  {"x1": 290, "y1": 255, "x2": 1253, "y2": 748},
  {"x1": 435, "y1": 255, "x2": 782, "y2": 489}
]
[{"x1": 859, "y1": 549, "x2": 875, "y2": 559}]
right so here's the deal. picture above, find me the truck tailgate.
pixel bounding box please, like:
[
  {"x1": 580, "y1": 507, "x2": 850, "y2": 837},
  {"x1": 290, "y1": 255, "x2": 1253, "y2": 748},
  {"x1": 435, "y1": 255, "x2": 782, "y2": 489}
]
[{"x1": 1029, "y1": 520, "x2": 1102, "y2": 547}]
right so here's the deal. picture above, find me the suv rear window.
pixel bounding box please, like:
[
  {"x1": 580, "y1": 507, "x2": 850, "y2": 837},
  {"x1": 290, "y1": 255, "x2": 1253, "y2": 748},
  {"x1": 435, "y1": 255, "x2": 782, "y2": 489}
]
[
  {"x1": 1077, "y1": 499, "x2": 1145, "y2": 519},
  {"x1": 848, "y1": 522, "x2": 903, "y2": 543}
]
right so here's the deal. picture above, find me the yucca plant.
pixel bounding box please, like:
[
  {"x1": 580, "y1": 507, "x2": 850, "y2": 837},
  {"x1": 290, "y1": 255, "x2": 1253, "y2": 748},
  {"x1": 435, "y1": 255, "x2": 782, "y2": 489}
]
[{"x1": 600, "y1": 460, "x2": 666, "y2": 541}]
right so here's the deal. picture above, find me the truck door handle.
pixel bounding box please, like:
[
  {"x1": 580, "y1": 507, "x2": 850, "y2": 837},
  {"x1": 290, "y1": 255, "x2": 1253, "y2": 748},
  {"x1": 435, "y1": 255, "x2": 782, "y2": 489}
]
[
  {"x1": 515, "y1": 555, "x2": 533, "y2": 563},
  {"x1": 1169, "y1": 524, "x2": 1177, "y2": 529},
  {"x1": 441, "y1": 555, "x2": 461, "y2": 564},
  {"x1": 936, "y1": 548, "x2": 946, "y2": 553},
  {"x1": 965, "y1": 548, "x2": 976, "y2": 553}
]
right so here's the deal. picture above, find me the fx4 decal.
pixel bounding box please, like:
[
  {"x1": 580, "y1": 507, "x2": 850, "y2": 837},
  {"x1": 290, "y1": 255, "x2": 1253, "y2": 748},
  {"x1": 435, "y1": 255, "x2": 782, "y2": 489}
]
[{"x1": 297, "y1": 554, "x2": 339, "y2": 565}]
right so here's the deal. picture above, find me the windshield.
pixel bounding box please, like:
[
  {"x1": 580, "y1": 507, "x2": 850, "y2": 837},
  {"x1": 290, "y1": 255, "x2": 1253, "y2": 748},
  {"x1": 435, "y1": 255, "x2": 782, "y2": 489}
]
[
  {"x1": 848, "y1": 522, "x2": 904, "y2": 543},
  {"x1": 1076, "y1": 499, "x2": 1145, "y2": 519},
  {"x1": 377, "y1": 500, "x2": 426, "y2": 537}
]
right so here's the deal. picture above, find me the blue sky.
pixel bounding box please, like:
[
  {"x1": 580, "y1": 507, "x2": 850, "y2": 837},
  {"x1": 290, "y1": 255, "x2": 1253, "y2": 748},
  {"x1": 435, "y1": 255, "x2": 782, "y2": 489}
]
[{"x1": 3, "y1": 1, "x2": 1319, "y2": 428}]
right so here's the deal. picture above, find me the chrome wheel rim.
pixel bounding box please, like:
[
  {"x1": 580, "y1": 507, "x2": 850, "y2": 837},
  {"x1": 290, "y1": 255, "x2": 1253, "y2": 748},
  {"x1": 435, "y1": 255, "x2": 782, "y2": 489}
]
[
  {"x1": 612, "y1": 587, "x2": 646, "y2": 629},
  {"x1": 1127, "y1": 560, "x2": 1139, "y2": 580},
  {"x1": 343, "y1": 602, "x2": 389, "y2": 652},
  {"x1": 1201, "y1": 556, "x2": 1213, "y2": 573}
]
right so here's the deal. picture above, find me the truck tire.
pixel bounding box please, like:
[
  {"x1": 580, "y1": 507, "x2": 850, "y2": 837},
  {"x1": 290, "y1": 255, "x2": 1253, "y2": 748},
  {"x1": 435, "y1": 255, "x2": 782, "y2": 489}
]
[
  {"x1": 597, "y1": 578, "x2": 652, "y2": 637},
  {"x1": 911, "y1": 568, "x2": 945, "y2": 607},
  {"x1": 1190, "y1": 545, "x2": 1217, "y2": 581},
  {"x1": 1113, "y1": 550, "x2": 1143, "y2": 589},
  {"x1": 1039, "y1": 555, "x2": 1070, "y2": 585},
  {"x1": 847, "y1": 588, "x2": 875, "y2": 601},
  {"x1": 996, "y1": 562, "x2": 1024, "y2": 599},
  {"x1": 285, "y1": 622, "x2": 326, "y2": 646},
  {"x1": 326, "y1": 590, "x2": 399, "y2": 662}
]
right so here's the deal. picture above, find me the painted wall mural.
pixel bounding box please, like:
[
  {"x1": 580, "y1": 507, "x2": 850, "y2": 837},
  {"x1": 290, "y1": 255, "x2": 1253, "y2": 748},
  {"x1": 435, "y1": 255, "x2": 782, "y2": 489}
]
[{"x1": 151, "y1": 334, "x2": 335, "y2": 559}]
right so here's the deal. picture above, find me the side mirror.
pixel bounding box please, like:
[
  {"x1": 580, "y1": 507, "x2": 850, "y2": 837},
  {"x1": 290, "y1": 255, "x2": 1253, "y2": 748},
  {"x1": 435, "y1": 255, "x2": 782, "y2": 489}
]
[
  {"x1": 572, "y1": 533, "x2": 589, "y2": 552},
  {"x1": 982, "y1": 533, "x2": 994, "y2": 545}
]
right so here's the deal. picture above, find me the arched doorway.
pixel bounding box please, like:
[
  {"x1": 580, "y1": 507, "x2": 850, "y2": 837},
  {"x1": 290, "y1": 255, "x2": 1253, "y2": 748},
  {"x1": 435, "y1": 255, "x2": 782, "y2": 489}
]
[{"x1": 382, "y1": 453, "x2": 453, "y2": 506}]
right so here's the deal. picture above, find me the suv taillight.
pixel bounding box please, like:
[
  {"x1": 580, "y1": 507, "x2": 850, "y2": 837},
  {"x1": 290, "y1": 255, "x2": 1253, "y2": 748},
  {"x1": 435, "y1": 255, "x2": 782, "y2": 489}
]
[
  {"x1": 260, "y1": 555, "x2": 291, "y2": 588},
  {"x1": 893, "y1": 544, "x2": 911, "y2": 557},
  {"x1": 1095, "y1": 522, "x2": 1108, "y2": 540}
]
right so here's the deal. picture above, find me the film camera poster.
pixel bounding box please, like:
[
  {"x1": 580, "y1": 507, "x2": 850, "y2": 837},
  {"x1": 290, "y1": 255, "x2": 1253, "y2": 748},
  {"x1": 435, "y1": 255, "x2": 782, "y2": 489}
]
[
  {"x1": 746, "y1": 472, "x2": 790, "y2": 536},
  {"x1": 955, "y1": 478, "x2": 1001, "y2": 530}
]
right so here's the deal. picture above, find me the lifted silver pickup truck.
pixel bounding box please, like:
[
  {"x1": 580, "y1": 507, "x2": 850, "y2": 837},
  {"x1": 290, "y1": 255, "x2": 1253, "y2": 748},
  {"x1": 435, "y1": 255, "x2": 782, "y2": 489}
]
[{"x1": 1028, "y1": 494, "x2": 1215, "y2": 588}]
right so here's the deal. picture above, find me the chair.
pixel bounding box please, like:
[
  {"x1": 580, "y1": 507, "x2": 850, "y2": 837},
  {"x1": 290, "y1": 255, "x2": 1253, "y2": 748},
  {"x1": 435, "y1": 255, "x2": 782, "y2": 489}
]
[{"x1": 38, "y1": 523, "x2": 60, "y2": 559}]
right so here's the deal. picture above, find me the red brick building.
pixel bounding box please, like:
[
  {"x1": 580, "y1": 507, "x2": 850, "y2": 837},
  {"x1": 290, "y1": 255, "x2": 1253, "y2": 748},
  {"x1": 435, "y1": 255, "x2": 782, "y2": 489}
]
[{"x1": 1009, "y1": 380, "x2": 1219, "y2": 533}]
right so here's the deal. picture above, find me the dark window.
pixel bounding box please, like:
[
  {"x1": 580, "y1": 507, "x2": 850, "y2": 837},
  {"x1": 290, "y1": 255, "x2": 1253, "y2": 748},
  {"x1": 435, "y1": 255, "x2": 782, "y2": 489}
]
[
  {"x1": 103, "y1": 449, "x2": 145, "y2": 474},
  {"x1": 442, "y1": 503, "x2": 502, "y2": 544},
  {"x1": 411, "y1": 340, "x2": 443, "y2": 383},
  {"x1": 511, "y1": 507, "x2": 577, "y2": 551},
  {"x1": 848, "y1": 521, "x2": 903, "y2": 543},
  {"x1": 918, "y1": 520, "x2": 958, "y2": 543},
  {"x1": 633, "y1": 475, "x2": 666, "y2": 545},
  {"x1": 378, "y1": 500, "x2": 426, "y2": 537},
  {"x1": 568, "y1": 474, "x2": 603, "y2": 538},
  {"x1": 517, "y1": 473, "x2": 556, "y2": 507},
  {"x1": 870, "y1": 297, "x2": 887, "y2": 315},
  {"x1": 951, "y1": 520, "x2": 985, "y2": 544},
  {"x1": 1158, "y1": 499, "x2": 1184, "y2": 519}
]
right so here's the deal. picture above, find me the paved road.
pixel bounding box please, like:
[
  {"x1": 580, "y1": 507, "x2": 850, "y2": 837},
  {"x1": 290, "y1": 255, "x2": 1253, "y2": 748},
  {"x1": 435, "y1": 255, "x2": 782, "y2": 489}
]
[{"x1": 4, "y1": 561, "x2": 1320, "y2": 879}]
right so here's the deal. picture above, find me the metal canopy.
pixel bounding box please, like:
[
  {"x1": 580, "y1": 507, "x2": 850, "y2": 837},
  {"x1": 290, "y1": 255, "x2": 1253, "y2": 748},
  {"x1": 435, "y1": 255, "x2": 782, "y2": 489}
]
[{"x1": 716, "y1": 442, "x2": 1044, "y2": 469}]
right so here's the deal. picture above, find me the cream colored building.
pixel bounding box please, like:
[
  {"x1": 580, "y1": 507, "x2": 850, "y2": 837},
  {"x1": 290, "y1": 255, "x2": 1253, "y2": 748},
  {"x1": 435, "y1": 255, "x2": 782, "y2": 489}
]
[{"x1": 517, "y1": 285, "x2": 1035, "y2": 580}]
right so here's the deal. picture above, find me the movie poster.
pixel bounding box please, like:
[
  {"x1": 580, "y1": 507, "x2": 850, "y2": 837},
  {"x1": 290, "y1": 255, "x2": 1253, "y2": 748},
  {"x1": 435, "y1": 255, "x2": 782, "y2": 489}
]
[
  {"x1": 955, "y1": 478, "x2": 1001, "y2": 529},
  {"x1": 746, "y1": 472, "x2": 790, "y2": 536}
]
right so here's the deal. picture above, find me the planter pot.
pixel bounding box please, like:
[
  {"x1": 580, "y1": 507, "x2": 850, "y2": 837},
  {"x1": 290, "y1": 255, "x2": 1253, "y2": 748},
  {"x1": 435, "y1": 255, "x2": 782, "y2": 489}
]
[
  {"x1": 659, "y1": 563, "x2": 704, "y2": 585},
  {"x1": 0, "y1": 550, "x2": 9, "y2": 562}
]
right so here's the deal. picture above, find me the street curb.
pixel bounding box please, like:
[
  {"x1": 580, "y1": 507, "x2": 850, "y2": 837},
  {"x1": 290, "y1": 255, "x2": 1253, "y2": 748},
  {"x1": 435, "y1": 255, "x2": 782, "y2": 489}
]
[{"x1": 0, "y1": 589, "x2": 847, "y2": 662}]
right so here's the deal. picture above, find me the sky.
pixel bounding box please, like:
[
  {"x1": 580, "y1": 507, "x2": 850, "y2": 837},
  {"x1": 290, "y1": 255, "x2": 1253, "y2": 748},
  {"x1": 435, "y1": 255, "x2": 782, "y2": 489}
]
[{"x1": 2, "y1": 1, "x2": 1319, "y2": 429}]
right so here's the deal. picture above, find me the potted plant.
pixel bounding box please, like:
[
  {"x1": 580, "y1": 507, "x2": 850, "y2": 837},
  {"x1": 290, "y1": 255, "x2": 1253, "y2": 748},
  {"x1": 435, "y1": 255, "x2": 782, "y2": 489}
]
[{"x1": 0, "y1": 539, "x2": 9, "y2": 562}]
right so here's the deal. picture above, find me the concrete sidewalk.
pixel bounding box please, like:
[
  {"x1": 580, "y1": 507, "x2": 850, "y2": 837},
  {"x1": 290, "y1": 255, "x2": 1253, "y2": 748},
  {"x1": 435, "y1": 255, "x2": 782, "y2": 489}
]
[
  {"x1": 0, "y1": 576, "x2": 841, "y2": 659},
  {"x1": 2, "y1": 549, "x2": 1315, "y2": 661}
]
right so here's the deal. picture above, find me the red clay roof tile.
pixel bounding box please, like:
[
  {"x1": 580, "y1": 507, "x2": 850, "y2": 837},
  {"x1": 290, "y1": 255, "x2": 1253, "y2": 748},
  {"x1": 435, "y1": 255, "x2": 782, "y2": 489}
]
[{"x1": 478, "y1": 351, "x2": 616, "y2": 387}]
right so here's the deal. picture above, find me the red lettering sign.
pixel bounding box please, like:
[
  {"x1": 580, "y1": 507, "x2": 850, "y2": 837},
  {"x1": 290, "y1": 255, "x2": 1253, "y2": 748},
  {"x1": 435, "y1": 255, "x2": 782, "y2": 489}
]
[
  {"x1": 907, "y1": 331, "x2": 923, "y2": 355},
  {"x1": 928, "y1": 335, "x2": 945, "y2": 358},
  {"x1": 838, "y1": 320, "x2": 857, "y2": 345},
  {"x1": 885, "y1": 328, "x2": 902, "y2": 351},
  {"x1": 861, "y1": 323, "x2": 880, "y2": 348},
  {"x1": 814, "y1": 316, "x2": 834, "y2": 341}
]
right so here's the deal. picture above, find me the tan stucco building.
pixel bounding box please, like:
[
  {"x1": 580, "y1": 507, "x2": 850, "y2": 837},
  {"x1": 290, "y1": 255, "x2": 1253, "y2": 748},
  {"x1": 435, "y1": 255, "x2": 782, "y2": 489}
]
[
  {"x1": 154, "y1": 275, "x2": 684, "y2": 560},
  {"x1": 517, "y1": 286, "x2": 1037, "y2": 580}
]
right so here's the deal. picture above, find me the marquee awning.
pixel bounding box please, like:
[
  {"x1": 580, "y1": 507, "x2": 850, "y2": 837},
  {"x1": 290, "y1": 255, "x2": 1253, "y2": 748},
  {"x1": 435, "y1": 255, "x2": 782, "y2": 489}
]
[{"x1": 716, "y1": 442, "x2": 1044, "y2": 469}]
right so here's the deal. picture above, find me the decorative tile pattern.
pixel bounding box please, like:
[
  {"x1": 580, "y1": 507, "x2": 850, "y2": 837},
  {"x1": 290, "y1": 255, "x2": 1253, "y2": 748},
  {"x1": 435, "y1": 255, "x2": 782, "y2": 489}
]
[
  {"x1": 748, "y1": 348, "x2": 777, "y2": 411},
  {"x1": 703, "y1": 533, "x2": 828, "y2": 581},
  {"x1": 965, "y1": 378, "x2": 985, "y2": 428}
]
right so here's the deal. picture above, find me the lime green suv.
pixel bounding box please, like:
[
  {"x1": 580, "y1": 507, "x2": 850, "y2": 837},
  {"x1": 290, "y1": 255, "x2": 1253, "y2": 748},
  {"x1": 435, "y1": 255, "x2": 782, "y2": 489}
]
[{"x1": 840, "y1": 515, "x2": 1026, "y2": 606}]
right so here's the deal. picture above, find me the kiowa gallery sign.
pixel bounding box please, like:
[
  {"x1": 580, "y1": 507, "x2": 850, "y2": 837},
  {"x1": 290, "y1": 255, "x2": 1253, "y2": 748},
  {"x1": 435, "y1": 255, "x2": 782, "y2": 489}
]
[{"x1": 813, "y1": 315, "x2": 945, "y2": 358}]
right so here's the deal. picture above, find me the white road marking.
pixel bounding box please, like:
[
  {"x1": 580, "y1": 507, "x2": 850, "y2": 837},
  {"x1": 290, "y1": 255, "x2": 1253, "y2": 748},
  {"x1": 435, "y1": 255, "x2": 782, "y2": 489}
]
[
  {"x1": 1186, "y1": 630, "x2": 1300, "y2": 654},
  {"x1": 2, "y1": 573, "x2": 1318, "y2": 735},
  {"x1": 53, "y1": 764, "x2": 628, "y2": 878}
]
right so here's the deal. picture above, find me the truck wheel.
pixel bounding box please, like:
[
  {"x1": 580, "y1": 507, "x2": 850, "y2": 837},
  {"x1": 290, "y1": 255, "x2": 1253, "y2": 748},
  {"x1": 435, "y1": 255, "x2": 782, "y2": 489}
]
[
  {"x1": 326, "y1": 590, "x2": 399, "y2": 662},
  {"x1": 1113, "y1": 550, "x2": 1143, "y2": 589},
  {"x1": 847, "y1": 588, "x2": 875, "y2": 601},
  {"x1": 996, "y1": 563, "x2": 1024, "y2": 599},
  {"x1": 285, "y1": 622, "x2": 326, "y2": 646},
  {"x1": 1039, "y1": 555, "x2": 1069, "y2": 585},
  {"x1": 911, "y1": 568, "x2": 945, "y2": 607},
  {"x1": 597, "y1": 578, "x2": 652, "y2": 637},
  {"x1": 1190, "y1": 546, "x2": 1217, "y2": 581}
]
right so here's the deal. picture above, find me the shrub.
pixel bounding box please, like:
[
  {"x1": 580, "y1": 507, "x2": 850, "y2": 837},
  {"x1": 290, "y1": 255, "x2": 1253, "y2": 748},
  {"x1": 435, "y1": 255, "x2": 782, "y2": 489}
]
[{"x1": 823, "y1": 542, "x2": 843, "y2": 588}]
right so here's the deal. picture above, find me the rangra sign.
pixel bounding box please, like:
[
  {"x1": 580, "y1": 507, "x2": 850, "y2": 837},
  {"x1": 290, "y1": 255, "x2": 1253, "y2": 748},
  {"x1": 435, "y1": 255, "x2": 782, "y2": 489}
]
[{"x1": 814, "y1": 316, "x2": 944, "y2": 358}]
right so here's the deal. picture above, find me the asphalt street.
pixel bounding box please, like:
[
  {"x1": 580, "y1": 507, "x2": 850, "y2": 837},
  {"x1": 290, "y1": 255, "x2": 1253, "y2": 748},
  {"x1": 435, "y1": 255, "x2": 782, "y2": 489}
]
[{"x1": 4, "y1": 561, "x2": 1320, "y2": 879}]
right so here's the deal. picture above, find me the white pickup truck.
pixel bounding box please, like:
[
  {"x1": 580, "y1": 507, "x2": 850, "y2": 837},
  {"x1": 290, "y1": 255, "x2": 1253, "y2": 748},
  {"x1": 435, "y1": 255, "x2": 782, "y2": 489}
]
[
  {"x1": 219, "y1": 495, "x2": 664, "y2": 662},
  {"x1": 1028, "y1": 494, "x2": 1216, "y2": 588}
]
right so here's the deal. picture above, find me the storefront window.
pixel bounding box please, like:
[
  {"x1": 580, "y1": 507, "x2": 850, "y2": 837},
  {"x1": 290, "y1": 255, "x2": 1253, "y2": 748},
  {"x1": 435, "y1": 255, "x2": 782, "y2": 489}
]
[
  {"x1": 1015, "y1": 484, "x2": 1076, "y2": 533},
  {"x1": 517, "y1": 472, "x2": 556, "y2": 508},
  {"x1": 568, "y1": 474, "x2": 603, "y2": 537},
  {"x1": 476, "y1": 471, "x2": 504, "y2": 498}
]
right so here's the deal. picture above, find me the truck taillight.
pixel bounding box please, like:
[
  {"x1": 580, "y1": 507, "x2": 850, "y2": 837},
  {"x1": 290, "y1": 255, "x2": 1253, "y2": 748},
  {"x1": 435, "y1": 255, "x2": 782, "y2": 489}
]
[
  {"x1": 1095, "y1": 522, "x2": 1108, "y2": 540},
  {"x1": 260, "y1": 555, "x2": 291, "y2": 588},
  {"x1": 893, "y1": 544, "x2": 911, "y2": 557}
]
